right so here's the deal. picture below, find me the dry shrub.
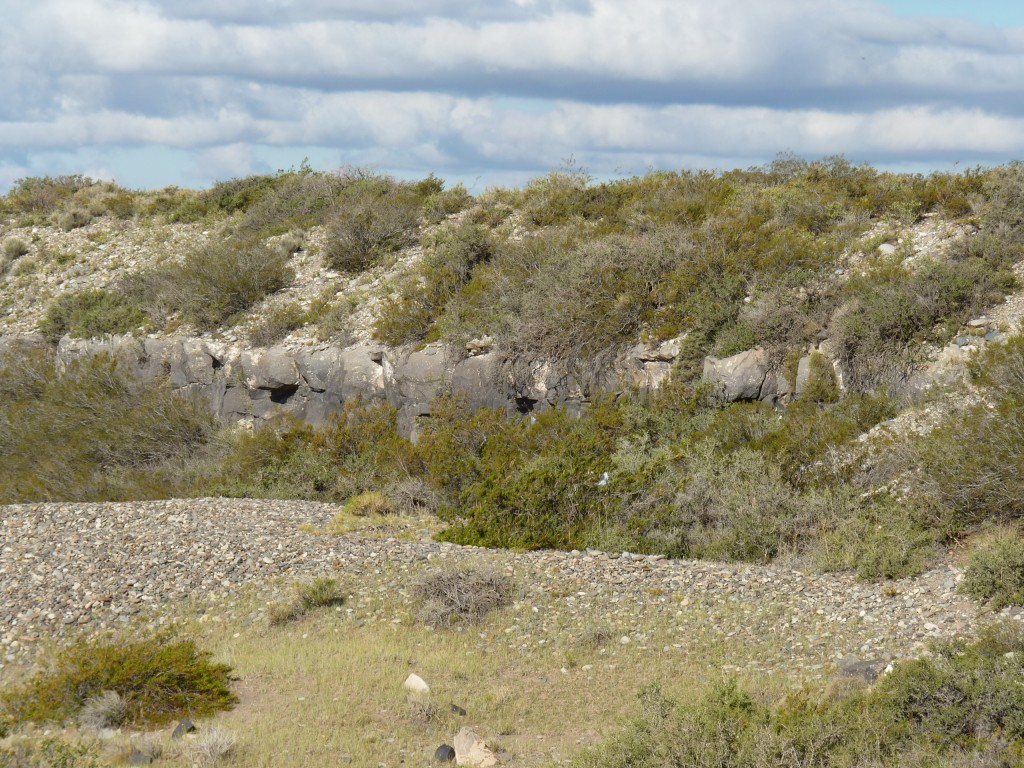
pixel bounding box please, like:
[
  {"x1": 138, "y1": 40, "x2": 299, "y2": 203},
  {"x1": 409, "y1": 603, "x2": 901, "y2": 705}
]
[
  {"x1": 78, "y1": 690, "x2": 127, "y2": 730},
  {"x1": 413, "y1": 564, "x2": 514, "y2": 628},
  {"x1": 188, "y1": 726, "x2": 237, "y2": 767}
]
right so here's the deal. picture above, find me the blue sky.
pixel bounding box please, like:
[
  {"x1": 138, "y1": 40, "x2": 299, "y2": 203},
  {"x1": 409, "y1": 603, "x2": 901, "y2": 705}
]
[{"x1": 1, "y1": 0, "x2": 1022, "y2": 192}]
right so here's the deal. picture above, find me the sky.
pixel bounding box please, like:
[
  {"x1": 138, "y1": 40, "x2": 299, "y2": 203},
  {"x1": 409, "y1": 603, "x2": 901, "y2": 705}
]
[{"x1": 1, "y1": 0, "x2": 1023, "y2": 192}]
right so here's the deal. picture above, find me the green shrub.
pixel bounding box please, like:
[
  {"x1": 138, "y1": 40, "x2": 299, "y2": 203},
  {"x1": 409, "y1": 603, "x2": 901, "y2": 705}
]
[
  {"x1": 802, "y1": 350, "x2": 839, "y2": 402},
  {"x1": 5, "y1": 175, "x2": 94, "y2": 214},
  {"x1": 0, "y1": 350, "x2": 214, "y2": 503},
  {"x1": 433, "y1": 400, "x2": 622, "y2": 550},
  {"x1": 422, "y1": 181, "x2": 473, "y2": 223},
  {"x1": 816, "y1": 496, "x2": 937, "y2": 579},
  {"x1": 960, "y1": 528, "x2": 1024, "y2": 608},
  {"x1": 39, "y1": 288, "x2": 151, "y2": 341},
  {"x1": 206, "y1": 399, "x2": 420, "y2": 502},
  {"x1": 269, "y1": 576, "x2": 346, "y2": 624},
  {"x1": 0, "y1": 637, "x2": 236, "y2": 727},
  {"x1": 878, "y1": 622, "x2": 1024, "y2": 747},
  {"x1": 574, "y1": 625, "x2": 1024, "y2": 768},
  {"x1": 144, "y1": 239, "x2": 294, "y2": 330},
  {"x1": 246, "y1": 301, "x2": 307, "y2": 346},
  {"x1": 324, "y1": 179, "x2": 423, "y2": 272}
]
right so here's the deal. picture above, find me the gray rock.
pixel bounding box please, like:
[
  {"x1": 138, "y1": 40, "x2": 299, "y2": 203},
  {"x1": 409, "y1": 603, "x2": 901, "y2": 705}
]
[
  {"x1": 434, "y1": 744, "x2": 456, "y2": 762},
  {"x1": 240, "y1": 347, "x2": 300, "y2": 391},
  {"x1": 451, "y1": 352, "x2": 510, "y2": 411},
  {"x1": 168, "y1": 339, "x2": 216, "y2": 388},
  {"x1": 837, "y1": 655, "x2": 885, "y2": 682},
  {"x1": 172, "y1": 717, "x2": 196, "y2": 739},
  {"x1": 702, "y1": 348, "x2": 774, "y2": 401},
  {"x1": 338, "y1": 345, "x2": 387, "y2": 400},
  {"x1": 295, "y1": 348, "x2": 345, "y2": 393}
]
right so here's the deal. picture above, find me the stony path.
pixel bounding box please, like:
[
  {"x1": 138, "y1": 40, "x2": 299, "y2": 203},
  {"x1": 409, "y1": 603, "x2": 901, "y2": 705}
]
[{"x1": 0, "y1": 498, "x2": 992, "y2": 684}]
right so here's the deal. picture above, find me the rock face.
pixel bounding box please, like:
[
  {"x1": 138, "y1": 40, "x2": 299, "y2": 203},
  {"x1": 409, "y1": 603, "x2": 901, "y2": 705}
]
[
  {"x1": 11, "y1": 329, "x2": 949, "y2": 435},
  {"x1": 11, "y1": 332, "x2": 705, "y2": 437}
]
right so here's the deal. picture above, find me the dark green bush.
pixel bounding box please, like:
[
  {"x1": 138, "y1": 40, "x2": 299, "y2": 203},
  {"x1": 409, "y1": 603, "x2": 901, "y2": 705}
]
[
  {"x1": 960, "y1": 528, "x2": 1024, "y2": 608},
  {"x1": 39, "y1": 288, "x2": 151, "y2": 342},
  {"x1": 0, "y1": 637, "x2": 236, "y2": 728},
  {"x1": 207, "y1": 399, "x2": 421, "y2": 502}
]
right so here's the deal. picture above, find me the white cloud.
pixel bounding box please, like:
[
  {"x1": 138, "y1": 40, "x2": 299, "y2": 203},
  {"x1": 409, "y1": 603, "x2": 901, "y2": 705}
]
[{"x1": 1, "y1": 0, "x2": 1023, "y2": 190}]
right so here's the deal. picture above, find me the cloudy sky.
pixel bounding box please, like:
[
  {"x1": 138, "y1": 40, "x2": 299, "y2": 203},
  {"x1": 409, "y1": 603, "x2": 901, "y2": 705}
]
[{"x1": 1, "y1": 0, "x2": 1023, "y2": 192}]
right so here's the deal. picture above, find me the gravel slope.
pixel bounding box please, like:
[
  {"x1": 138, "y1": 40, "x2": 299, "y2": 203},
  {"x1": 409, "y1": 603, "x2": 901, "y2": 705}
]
[{"x1": 0, "y1": 498, "x2": 992, "y2": 684}]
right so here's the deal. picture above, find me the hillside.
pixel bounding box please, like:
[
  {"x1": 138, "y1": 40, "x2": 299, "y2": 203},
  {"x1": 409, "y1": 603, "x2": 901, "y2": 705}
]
[{"x1": 3, "y1": 160, "x2": 1024, "y2": 766}]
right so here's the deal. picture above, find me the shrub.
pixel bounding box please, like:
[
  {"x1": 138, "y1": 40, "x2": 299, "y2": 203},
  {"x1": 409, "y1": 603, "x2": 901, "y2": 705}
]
[
  {"x1": 245, "y1": 301, "x2": 307, "y2": 346},
  {"x1": 0, "y1": 350, "x2": 214, "y2": 503},
  {"x1": 144, "y1": 239, "x2": 294, "y2": 330},
  {"x1": 802, "y1": 350, "x2": 839, "y2": 403},
  {"x1": 188, "y1": 726, "x2": 237, "y2": 767},
  {"x1": 642, "y1": 445, "x2": 840, "y2": 563},
  {"x1": 816, "y1": 497, "x2": 938, "y2": 580},
  {"x1": 39, "y1": 288, "x2": 151, "y2": 342},
  {"x1": 960, "y1": 528, "x2": 1024, "y2": 608},
  {"x1": 413, "y1": 564, "x2": 514, "y2": 628},
  {"x1": 895, "y1": 335, "x2": 1024, "y2": 532},
  {"x1": 0, "y1": 637, "x2": 236, "y2": 727},
  {"x1": 339, "y1": 490, "x2": 394, "y2": 517},
  {"x1": 269, "y1": 576, "x2": 345, "y2": 624},
  {"x1": 56, "y1": 206, "x2": 94, "y2": 231},
  {"x1": 298, "y1": 576, "x2": 346, "y2": 611},
  {"x1": 374, "y1": 221, "x2": 494, "y2": 345},
  {"x1": 574, "y1": 625, "x2": 1024, "y2": 768},
  {"x1": 324, "y1": 179, "x2": 423, "y2": 272},
  {"x1": 5, "y1": 175, "x2": 94, "y2": 214},
  {"x1": 2, "y1": 237, "x2": 29, "y2": 261},
  {"x1": 78, "y1": 690, "x2": 127, "y2": 730},
  {"x1": 207, "y1": 399, "x2": 420, "y2": 502},
  {"x1": 0, "y1": 738, "x2": 102, "y2": 768}
]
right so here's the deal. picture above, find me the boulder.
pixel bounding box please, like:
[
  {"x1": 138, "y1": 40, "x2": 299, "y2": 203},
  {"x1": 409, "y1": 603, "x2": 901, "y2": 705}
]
[
  {"x1": 171, "y1": 717, "x2": 196, "y2": 739},
  {"x1": 453, "y1": 727, "x2": 498, "y2": 767},
  {"x1": 837, "y1": 655, "x2": 885, "y2": 682},
  {"x1": 435, "y1": 744, "x2": 457, "y2": 762},
  {"x1": 702, "y1": 348, "x2": 774, "y2": 401},
  {"x1": 338, "y1": 345, "x2": 386, "y2": 400},
  {"x1": 404, "y1": 673, "x2": 431, "y2": 695},
  {"x1": 295, "y1": 348, "x2": 345, "y2": 393}
]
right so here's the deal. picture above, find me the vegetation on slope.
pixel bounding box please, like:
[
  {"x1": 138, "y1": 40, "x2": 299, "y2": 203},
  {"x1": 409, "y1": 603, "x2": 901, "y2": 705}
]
[{"x1": 2, "y1": 158, "x2": 1024, "y2": 578}]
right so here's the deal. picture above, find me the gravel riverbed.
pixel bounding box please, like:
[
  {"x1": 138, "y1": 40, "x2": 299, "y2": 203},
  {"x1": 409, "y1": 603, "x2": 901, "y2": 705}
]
[{"x1": 0, "y1": 498, "x2": 995, "y2": 682}]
